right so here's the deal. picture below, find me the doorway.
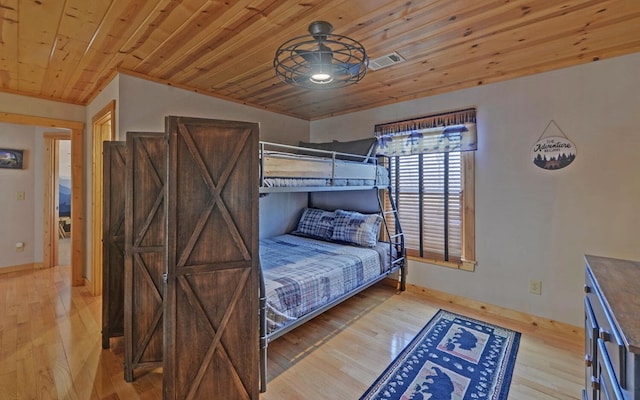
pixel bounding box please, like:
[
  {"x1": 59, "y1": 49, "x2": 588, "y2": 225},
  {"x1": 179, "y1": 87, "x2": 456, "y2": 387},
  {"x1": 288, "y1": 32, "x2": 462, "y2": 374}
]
[
  {"x1": 43, "y1": 132, "x2": 72, "y2": 268},
  {"x1": 0, "y1": 112, "x2": 85, "y2": 286},
  {"x1": 91, "y1": 101, "x2": 116, "y2": 296},
  {"x1": 58, "y1": 139, "x2": 72, "y2": 266}
]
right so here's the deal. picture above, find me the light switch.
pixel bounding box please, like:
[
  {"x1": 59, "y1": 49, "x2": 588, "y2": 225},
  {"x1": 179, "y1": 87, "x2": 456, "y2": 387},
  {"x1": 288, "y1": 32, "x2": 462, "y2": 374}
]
[{"x1": 16, "y1": 191, "x2": 25, "y2": 201}]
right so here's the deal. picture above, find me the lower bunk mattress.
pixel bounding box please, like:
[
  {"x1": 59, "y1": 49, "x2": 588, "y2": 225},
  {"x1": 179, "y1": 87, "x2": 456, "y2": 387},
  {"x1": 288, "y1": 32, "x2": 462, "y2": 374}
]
[{"x1": 260, "y1": 234, "x2": 393, "y2": 335}]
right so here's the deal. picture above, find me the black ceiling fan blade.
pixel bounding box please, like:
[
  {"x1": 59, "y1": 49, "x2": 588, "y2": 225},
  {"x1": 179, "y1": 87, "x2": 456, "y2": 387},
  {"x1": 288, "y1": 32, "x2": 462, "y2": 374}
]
[
  {"x1": 334, "y1": 62, "x2": 363, "y2": 76},
  {"x1": 295, "y1": 49, "x2": 321, "y2": 64},
  {"x1": 295, "y1": 42, "x2": 334, "y2": 65}
]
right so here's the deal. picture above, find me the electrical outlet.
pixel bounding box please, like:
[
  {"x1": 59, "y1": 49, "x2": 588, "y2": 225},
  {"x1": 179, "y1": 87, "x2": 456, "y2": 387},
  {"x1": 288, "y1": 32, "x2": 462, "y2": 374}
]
[
  {"x1": 15, "y1": 242, "x2": 25, "y2": 252},
  {"x1": 529, "y1": 280, "x2": 542, "y2": 295},
  {"x1": 15, "y1": 191, "x2": 25, "y2": 201}
]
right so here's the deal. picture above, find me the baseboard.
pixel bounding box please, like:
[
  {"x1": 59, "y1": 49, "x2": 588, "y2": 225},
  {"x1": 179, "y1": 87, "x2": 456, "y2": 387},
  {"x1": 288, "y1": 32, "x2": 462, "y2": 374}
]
[
  {"x1": 0, "y1": 263, "x2": 36, "y2": 275},
  {"x1": 385, "y1": 278, "x2": 582, "y2": 338}
]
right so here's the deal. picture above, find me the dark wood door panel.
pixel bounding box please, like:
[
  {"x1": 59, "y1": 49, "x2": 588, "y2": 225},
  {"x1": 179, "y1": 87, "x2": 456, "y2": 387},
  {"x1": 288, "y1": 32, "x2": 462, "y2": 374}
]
[
  {"x1": 165, "y1": 116, "x2": 259, "y2": 400},
  {"x1": 102, "y1": 141, "x2": 127, "y2": 349},
  {"x1": 124, "y1": 132, "x2": 166, "y2": 381}
]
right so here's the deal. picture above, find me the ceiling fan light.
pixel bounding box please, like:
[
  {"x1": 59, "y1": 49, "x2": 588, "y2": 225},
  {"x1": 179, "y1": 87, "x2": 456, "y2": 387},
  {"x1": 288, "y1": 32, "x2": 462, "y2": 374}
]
[
  {"x1": 310, "y1": 73, "x2": 333, "y2": 84},
  {"x1": 274, "y1": 21, "x2": 368, "y2": 89},
  {"x1": 309, "y1": 63, "x2": 333, "y2": 83}
]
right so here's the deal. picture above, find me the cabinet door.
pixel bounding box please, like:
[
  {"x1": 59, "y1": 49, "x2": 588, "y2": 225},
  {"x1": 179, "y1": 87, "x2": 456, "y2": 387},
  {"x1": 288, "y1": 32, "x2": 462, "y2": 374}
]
[
  {"x1": 164, "y1": 117, "x2": 259, "y2": 399},
  {"x1": 596, "y1": 339, "x2": 625, "y2": 400},
  {"x1": 587, "y1": 267, "x2": 627, "y2": 390},
  {"x1": 585, "y1": 297, "x2": 598, "y2": 400}
]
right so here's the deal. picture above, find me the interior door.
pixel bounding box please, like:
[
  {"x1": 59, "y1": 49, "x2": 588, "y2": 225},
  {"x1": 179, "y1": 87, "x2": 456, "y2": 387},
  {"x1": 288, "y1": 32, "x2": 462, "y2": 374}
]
[
  {"x1": 124, "y1": 132, "x2": 166, "y2": 381},
  {"x1": 102, "y1": 141, "x2": 127, "y2": 349},
  {"x1": 164, "y1": 116, "x2": 259, "y2": 399}
]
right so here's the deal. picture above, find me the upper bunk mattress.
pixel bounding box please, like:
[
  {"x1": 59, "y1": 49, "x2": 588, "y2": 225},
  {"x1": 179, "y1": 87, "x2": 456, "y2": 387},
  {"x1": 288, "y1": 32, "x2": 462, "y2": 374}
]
[
  {"x1": 260, "y1": 234, "x2": 385, "y2": 334},
  {"x1": 261, "y1": 151, "x2": 389, "y2": 190}
]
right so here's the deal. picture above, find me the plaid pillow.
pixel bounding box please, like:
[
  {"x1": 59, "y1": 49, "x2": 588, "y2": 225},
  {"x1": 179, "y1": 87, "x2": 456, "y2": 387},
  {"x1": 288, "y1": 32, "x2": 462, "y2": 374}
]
[
  {"x1": 331, "y1": 209, "x2": 382, "y2": 248},
  {"x1": 295, "y1": 208, "x2": 335, "y2": 240}
]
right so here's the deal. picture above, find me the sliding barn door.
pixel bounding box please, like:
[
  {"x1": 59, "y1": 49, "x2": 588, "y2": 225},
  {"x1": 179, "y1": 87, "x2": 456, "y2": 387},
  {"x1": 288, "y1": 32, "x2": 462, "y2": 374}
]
[
  {"x1": 102, "y1": 141, "x2": 126, "y2": 349},
  {"x1": 164, "y1": 117, "x2": 259, "y2": 399},
  {"x1": 124, "y1": 132, "x2": 166, "y2": 381}
]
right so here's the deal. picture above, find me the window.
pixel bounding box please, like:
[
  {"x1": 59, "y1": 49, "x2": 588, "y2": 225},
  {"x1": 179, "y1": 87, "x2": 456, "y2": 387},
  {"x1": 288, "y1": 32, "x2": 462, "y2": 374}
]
[
  {"x1": 386, "y1": 152, "x2": 475, "y2": 270},
  {"x1": 376, "y1": 109, "x2": 476, "y2": 271}
]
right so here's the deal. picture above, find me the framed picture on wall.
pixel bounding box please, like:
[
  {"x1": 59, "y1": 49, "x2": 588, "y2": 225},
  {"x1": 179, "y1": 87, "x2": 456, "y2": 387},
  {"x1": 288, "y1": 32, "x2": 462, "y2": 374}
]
[{"x1": 0, "y1": 148, "x2": 24, "y2": 169}]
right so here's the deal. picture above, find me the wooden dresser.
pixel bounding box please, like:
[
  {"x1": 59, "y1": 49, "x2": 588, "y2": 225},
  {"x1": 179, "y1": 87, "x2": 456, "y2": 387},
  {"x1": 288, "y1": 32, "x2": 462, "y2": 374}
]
[{"x1": 584, "y1": 255, "x2": 640, "y2": 400}]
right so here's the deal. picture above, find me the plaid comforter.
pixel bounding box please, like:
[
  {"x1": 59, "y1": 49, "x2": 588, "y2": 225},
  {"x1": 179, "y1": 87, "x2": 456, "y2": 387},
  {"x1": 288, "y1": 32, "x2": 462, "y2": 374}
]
[{"x1": 260, "y1": 234, "x2": 383, "y2": 334}]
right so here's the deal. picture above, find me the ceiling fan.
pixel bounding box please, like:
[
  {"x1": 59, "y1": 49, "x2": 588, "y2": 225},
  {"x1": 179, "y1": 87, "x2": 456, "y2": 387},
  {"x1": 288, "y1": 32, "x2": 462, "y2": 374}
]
[{"x1": 274, "y1": 21, "x2": 368, "y2": 89}]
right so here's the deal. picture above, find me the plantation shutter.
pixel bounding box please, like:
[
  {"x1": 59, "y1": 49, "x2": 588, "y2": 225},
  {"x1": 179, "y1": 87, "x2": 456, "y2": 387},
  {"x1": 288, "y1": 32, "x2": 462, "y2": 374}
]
[
  {"x1": 392, "y1": 155, "x2": 420, "y2": 253},
  {"x1": 378, "y1": 109, "x2": 475, "y2": 264},
  {"x1": 389, "y1": 153, "x2": 462, "y2": 262}
]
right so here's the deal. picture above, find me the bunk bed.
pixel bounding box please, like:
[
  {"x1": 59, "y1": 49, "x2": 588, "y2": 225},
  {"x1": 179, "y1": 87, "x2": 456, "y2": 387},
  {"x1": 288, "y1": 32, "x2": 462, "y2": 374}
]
[{"x1": 258, "y1": 140, "x2": 406, "y2": 392}]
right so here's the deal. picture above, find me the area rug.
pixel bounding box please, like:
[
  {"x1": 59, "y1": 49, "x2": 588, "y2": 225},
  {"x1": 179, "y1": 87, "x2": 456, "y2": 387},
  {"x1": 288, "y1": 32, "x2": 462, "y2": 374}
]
[{"x1": 360, "y1": 310, "x2": 521, "y2": 400}]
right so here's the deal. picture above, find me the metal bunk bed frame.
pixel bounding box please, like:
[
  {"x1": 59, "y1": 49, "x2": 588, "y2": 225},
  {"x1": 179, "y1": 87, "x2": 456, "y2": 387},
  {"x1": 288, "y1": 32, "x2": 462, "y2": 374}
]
[{"x1": 258, "y1": 141, "x2": 406, "y2": 392}]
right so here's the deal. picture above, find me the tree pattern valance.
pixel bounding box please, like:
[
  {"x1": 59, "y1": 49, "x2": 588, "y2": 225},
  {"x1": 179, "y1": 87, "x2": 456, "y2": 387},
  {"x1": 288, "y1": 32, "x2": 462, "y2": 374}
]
[{"x1": 374, "y1": 108, "x2": 477, "y2": 156}]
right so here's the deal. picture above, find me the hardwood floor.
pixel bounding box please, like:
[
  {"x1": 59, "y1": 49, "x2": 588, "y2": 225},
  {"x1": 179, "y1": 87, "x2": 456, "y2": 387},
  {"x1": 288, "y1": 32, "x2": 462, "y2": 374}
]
[
  {"x1": 0, "y1": 266, "x2": 584, "y2": 399},
  {"x1": 58, "y1": 238, "x2": 71, "y2": 267}
]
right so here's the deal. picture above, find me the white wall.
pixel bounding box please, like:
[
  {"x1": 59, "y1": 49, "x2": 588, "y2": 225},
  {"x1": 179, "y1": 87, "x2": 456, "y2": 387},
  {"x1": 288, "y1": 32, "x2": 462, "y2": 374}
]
[
  {"x1": 58, "y1": 139, "x2": 71, "y2": 179},
  {"x1": 0, "y1": 92, "x2": 85, "y2": 122},
  {"x1": 0, "y1": 124, "x2": 37, "y2": 268},
  {"x1": 310, "y1": 52, "x2": 640, "y2": 326},
  {"x1": 0, "y1": 124, "x2": 72, "y2": 269},
  {"x1": 116, "y1": 74, "x2": 309, "y2": 143},
  {"x1": 32, "y1": 131, "x2": 44, "y2": 262},
  {"x1": 259, "y1": 192, "x2": 308, "y2": 238},
  {"x1": 87, "y1": 74, "x2": 121, "y2": 128},
  {"x1": 0, "y1": 93, "x2": 84, "y2": 270}
]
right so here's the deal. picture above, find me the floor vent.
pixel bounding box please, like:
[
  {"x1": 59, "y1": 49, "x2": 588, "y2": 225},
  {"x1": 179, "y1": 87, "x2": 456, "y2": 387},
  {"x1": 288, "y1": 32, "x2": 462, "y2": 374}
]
[{"x1": 369, "y1": 52, "x2": 405, "y2": 71}]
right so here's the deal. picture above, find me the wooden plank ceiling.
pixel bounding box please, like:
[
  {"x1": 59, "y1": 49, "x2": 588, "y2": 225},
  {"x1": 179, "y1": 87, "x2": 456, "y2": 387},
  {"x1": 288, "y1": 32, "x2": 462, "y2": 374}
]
[{"x1": 1, "y1": 0, "x2": 639, "y2": 120}]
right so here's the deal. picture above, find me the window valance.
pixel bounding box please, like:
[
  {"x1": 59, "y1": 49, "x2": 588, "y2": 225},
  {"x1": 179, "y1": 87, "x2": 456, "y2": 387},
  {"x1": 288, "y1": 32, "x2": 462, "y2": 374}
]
[{"x1": 374, "y1": 108, "x2": 477, "y2": 156}]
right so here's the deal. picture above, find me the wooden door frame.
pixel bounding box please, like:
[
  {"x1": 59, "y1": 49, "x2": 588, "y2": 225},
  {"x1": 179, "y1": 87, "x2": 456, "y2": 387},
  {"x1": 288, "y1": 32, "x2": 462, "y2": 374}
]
[
  {"x1": 43, "y1": 132, "x2": 72, "y2": 269},
  {"x1": 0, "y1": 112, "x2": 85, "y2": 286},
  {"x1": 91, "y1": 100, "x2": 116, "y2": 296}
]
